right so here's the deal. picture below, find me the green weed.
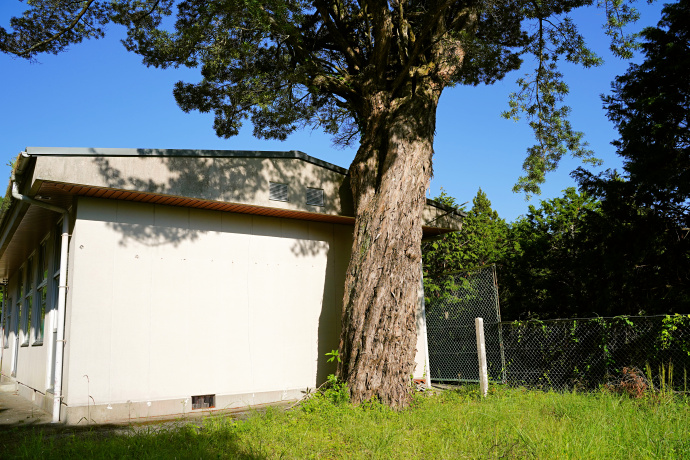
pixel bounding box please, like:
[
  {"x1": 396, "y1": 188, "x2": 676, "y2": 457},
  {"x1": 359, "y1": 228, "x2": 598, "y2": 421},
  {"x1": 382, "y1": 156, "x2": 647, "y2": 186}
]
[{"x1": 2, "y1": 386, "x2": 689, "y2": 459}]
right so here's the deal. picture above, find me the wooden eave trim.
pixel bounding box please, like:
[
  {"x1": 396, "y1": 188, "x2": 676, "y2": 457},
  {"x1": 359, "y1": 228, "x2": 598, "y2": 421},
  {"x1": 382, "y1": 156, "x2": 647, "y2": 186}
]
[
  {"x1": 37, "y1": 181, "x2": 457, "y2": 236},
  {"x1": 42, "y1": 181, "x2": 357, "y2": 226}
]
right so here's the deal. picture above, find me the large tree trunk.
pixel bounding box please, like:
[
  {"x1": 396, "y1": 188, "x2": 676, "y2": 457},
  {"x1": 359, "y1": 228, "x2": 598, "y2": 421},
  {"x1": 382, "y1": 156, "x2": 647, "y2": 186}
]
[{"x1": 337, "y1": 86, "x2": 440, "y2": 407}]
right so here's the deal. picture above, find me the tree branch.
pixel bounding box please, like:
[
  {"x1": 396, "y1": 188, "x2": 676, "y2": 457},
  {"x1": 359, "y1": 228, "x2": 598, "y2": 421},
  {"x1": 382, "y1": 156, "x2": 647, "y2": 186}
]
[
  {"x1": 390, "y1": 0, "x2": 469, "y2": 95},
  {"x1": 314, "y1": 0, "x2": 363, "y2": 72},
  {"x1": 9, "y1": 0, "x2": 98, "y2": 57},
  {"x1": 369, "y1": 0, "x2": 394, "y2": 86}
]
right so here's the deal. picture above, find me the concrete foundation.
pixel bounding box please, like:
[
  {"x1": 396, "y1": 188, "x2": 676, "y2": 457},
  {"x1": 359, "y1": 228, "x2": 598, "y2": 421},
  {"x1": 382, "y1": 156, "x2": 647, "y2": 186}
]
[{"x1": 61, "y1": 388, "x2": 304, "y2": 425}]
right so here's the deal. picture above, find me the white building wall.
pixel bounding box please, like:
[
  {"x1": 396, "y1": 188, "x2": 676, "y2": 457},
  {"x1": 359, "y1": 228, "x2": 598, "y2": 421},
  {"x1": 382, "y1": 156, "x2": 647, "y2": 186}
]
[
  {"x1": 0, "y1": 292, "x2": 17, "y2": 378},
  {"x1": 64, "y1": 197, "x2": 352, "y2": 410},
  {"x1": 1, "y1": 242, "x2": 55, "y2": 396}
]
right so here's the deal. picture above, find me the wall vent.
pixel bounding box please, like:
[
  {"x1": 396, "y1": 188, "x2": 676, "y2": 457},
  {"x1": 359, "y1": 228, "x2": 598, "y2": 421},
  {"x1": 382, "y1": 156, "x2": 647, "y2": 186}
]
[
  {"x1": 191, "y1": 394, "x2": 215, "y2": 410},
  {"x1": 306, "y1": 187, "x2": 325, "y2": 207},
  {"x1": 269, "y1": 182, "x2": 289, "y2": 202}
]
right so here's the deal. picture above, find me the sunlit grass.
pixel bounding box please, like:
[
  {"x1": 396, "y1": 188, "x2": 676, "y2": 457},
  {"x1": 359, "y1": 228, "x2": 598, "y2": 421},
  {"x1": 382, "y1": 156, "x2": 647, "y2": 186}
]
[{"x1": 2, "y1": 386, "x2": 689, "y2": 459}]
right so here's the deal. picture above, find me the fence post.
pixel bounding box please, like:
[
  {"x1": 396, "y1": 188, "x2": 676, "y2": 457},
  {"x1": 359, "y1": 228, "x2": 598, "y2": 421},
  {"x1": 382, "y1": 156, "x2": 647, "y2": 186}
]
[{"x1": 475, "y1": 317, "x2": 489, "y2": 397}]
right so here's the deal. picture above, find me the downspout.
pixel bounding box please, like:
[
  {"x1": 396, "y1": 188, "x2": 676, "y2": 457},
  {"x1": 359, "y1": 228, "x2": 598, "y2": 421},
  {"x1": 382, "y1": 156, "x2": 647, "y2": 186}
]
[{"x1": 11, "y1": 172, "x2": 70, "y2": 423}]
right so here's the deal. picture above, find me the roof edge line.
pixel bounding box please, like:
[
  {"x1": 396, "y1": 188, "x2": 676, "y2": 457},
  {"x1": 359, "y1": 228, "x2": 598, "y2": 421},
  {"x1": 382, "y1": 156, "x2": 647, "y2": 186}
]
[
  {"x1": 24, "y1": 147, "x2": 349, "y2": 175},
  {"x1": 425, "y1": 198, "x2": 467, "y2": 217}
]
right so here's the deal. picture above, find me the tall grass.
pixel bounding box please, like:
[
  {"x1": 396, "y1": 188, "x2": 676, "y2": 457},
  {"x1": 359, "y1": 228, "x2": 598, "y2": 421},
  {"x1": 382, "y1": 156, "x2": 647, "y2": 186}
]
[{"x1": 2, "y1": 386, "x2": 688, "y2": 459}]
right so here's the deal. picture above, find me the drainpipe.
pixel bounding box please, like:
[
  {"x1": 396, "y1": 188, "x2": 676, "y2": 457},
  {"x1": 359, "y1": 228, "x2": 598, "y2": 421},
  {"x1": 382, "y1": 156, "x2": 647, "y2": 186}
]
[{"x1": 11, "y1": 172, "x2": 70, "y2": 423}]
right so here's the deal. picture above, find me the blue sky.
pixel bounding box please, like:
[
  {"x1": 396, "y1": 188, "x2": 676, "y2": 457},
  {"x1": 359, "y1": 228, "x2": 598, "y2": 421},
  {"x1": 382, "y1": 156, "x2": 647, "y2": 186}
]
[{"x1": 0, "y1": 2, "x2": 666, "y2": 222}]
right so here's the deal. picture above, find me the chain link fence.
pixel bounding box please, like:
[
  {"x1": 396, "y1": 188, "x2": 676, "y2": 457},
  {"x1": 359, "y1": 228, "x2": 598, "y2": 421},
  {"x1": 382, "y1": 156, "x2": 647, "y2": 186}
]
[
  {"x1": 501, "y1": 315, "x2": 690, "y2": 392},
  {"x1": 426, "y1": 265, "x2": 506, "y2": 384},
  {"x1": 426, "y1": 267, "x2": 690, "y2": 392}
]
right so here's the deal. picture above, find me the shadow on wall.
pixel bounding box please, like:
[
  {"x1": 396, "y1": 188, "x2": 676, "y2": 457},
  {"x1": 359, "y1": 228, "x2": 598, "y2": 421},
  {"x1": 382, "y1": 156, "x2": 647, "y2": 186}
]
[
  {"x1": 90, "y1": 149, "x2": 348, "y2": 386},
  {"x1": 91, "y1": 148, "x2": 351, "y2": 248},
  {"x1": 92, "y1": 152, "x2": 260, "y2": 248}
]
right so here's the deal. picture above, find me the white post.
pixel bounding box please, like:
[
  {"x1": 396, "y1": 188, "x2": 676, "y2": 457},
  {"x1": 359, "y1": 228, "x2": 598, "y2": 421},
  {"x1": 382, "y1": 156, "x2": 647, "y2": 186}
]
[
  {"x1": 475, "y1": 317, "x2": 488, "y2": 397},
  {"x1": 419, "y1": 262, "x2": 432, "y2": 389}
]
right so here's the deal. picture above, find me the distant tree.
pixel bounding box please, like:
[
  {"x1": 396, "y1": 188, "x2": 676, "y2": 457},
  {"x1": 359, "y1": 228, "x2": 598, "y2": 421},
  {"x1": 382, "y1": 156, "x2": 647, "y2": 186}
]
[
  {"x1": 600, "y1": 0, "x2": 690, "y2": 223},
  {"x1": 423, "y1": 188, "x2": 507, "y2": 303},
  {"x1": 464, "y1": 189, "x2": 508, "y2": 269},
  {"x1": 499, "y1": 186, "x2": 689, "y2": 320},
  {"x1": 571, "y1": 0, "x2": 690, "y2": 317},
  {"x1": 1, "y1": 0, "x2": 650, "y2": 407},
  {"x1": 503, "y1": 177, "x2": 690, "y2": 320},
  {"x1": 499, "y1": 187, "x2": 600, "y2": 320},
  {"x1": 581, "y1": 178, "x2": 689, "y2": 316},
  {"x1": 503, "y1": 1, "x2": 690, "y2": 320}
]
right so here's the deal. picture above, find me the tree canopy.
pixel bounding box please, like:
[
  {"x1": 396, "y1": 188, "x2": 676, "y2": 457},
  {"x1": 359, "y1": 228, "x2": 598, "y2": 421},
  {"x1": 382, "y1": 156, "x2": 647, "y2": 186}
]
[
  {"x1": 437, "y1": 0, "x2": 690, "y2": 321},
  {"x1": 601, "y1": 0, "x2": 690, "y2": 222},
  {"x1": 1, "y1": 1, "x2": 647, "y2": 192},
  {"x1": 498, "y1": 188, "x2": 601, "y2": 319},
  {"x1": 426, "y1": 0, "x2": 690, "y2": 318}
]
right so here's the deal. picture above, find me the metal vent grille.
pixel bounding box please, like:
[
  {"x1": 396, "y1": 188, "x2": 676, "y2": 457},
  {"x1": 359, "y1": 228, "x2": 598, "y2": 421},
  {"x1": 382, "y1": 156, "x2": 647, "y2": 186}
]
[
  {"x1": 191, "y1": 394, "x2": 215, "y2": 410},
  {"x1": 269, "y1": 182, "x2": 289, "y2": 202},
  {"x1": 306, "y1": 187, "x2": 325, "y2": 207}
]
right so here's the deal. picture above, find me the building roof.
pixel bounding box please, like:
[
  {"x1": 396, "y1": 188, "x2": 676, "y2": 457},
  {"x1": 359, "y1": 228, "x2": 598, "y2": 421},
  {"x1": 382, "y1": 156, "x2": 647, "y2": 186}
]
[
  {"x1": 0, "y1": 148, "x2": 465, "y2": 279},
  {"x1": 24, "y1": 147, "x2": 350, "y2": 175}
]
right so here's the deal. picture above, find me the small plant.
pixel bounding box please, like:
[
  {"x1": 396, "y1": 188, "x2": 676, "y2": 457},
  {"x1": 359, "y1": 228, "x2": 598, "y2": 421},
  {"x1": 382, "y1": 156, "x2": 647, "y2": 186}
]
[
  {"x1": 659, "y1": 314, "x2": 690, "y2": 353},
  {"x1": 300, "y1": 374, "x2": 350, "y2": 413},
  {"x1": 323, "y1": 374, "x2": 350, "y2": 405},
  {"x1": 658, "y1": 361, "x2": 675, "y2": 394},
  {"x1": 645, "y1": 362, "x2": 655, "y2": 390},
  {"x1": 325, "y1": 349, "x2": 341, "y2": 363},
  {"x1": 643, "y1": 361, "x2": 683, "y2": 395},
  {"x1": 359, "y1": 394, "x2": 384, "y2": 411}
]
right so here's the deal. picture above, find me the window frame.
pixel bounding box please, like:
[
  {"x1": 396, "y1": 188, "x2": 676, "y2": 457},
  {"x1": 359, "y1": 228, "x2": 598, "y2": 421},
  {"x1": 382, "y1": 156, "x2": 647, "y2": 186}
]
[
  {"x1": 17, "y1": 266, "x2": 27, "y2": 347},
  {"x1": 2, "y1": 295, "x2": 10, "y2": 349},
  {"x1": 306, "y1": 187, "x2": 325, "y2": 207},
  {"x1": 21, "y1": 257, "x2": 34, "y2": 346},
  {"x1": 33, "y1": 239, "x2": 49, "y2": 346}
]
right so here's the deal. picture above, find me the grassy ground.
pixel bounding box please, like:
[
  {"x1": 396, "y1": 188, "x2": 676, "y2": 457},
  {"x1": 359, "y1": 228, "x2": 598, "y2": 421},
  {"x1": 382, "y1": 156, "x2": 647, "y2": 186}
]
[{"x1": 1, "y1": 385, "x2": 688, "y2": 459}]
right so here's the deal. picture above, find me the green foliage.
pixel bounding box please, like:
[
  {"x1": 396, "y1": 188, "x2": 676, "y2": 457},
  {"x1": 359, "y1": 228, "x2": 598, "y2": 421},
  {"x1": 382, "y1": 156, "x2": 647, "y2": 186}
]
[
  {"x1": 660, "y1": 314, "x2": 690, "y2": 355},
  {"x1": 3, "y1": 389, "x2": 690, "y2": 459},
  {"x1": 0, "y1": 0, "x2": 115, "y2": 59},
  {"x1": 601, "y1": 0, "x2": 646, "y2": 58},
  {"x1": 558, "y1": 0, "x2": 690, "y2": 318},
  {"x1": 1, "y1": 0, "x2": 651, "y2": 192},
  {"x1": 502, "y1": 169, "x2": 689, "y2": 319},
  {"x1": 499, "y1": 187, "x2": 602, "y2": 319},
  {"x1": 600, "y1": 0, "x2": 690, "y2": 221},
  {"x1": 301, "y1": 373, "x2": 350, "y2": 413},
  {"x1": 502, "y1": 315, "x2": 690, "y2": 392},
  {"x1": 325, "y1": 349, "x2": 341, "y2": 363},
  {"x1": 423, "y1": 188, "x2": 507, "y2": 304}
]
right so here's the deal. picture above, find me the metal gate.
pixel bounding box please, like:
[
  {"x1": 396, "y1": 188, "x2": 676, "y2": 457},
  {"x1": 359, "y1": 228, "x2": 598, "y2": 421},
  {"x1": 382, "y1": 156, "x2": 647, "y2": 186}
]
[{"x1": 426, "y1": 265, "x2": 506, "y2": 383}]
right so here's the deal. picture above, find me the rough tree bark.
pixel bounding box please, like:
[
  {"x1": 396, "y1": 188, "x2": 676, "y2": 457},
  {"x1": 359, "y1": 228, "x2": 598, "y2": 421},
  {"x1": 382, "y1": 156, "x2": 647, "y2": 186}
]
[
  {"x1": 334, "y1": 3, "x2": 470, "y2": 404},
  {"x1": 337, "y1": 84, "x2": 441, "y2": 407}
]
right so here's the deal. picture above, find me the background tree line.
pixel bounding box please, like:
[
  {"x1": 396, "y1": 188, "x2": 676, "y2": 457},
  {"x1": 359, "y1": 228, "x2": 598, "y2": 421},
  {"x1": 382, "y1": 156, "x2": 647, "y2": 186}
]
[{"x1": 424, "y1": 0, "x2": 690, "y2": 321}]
